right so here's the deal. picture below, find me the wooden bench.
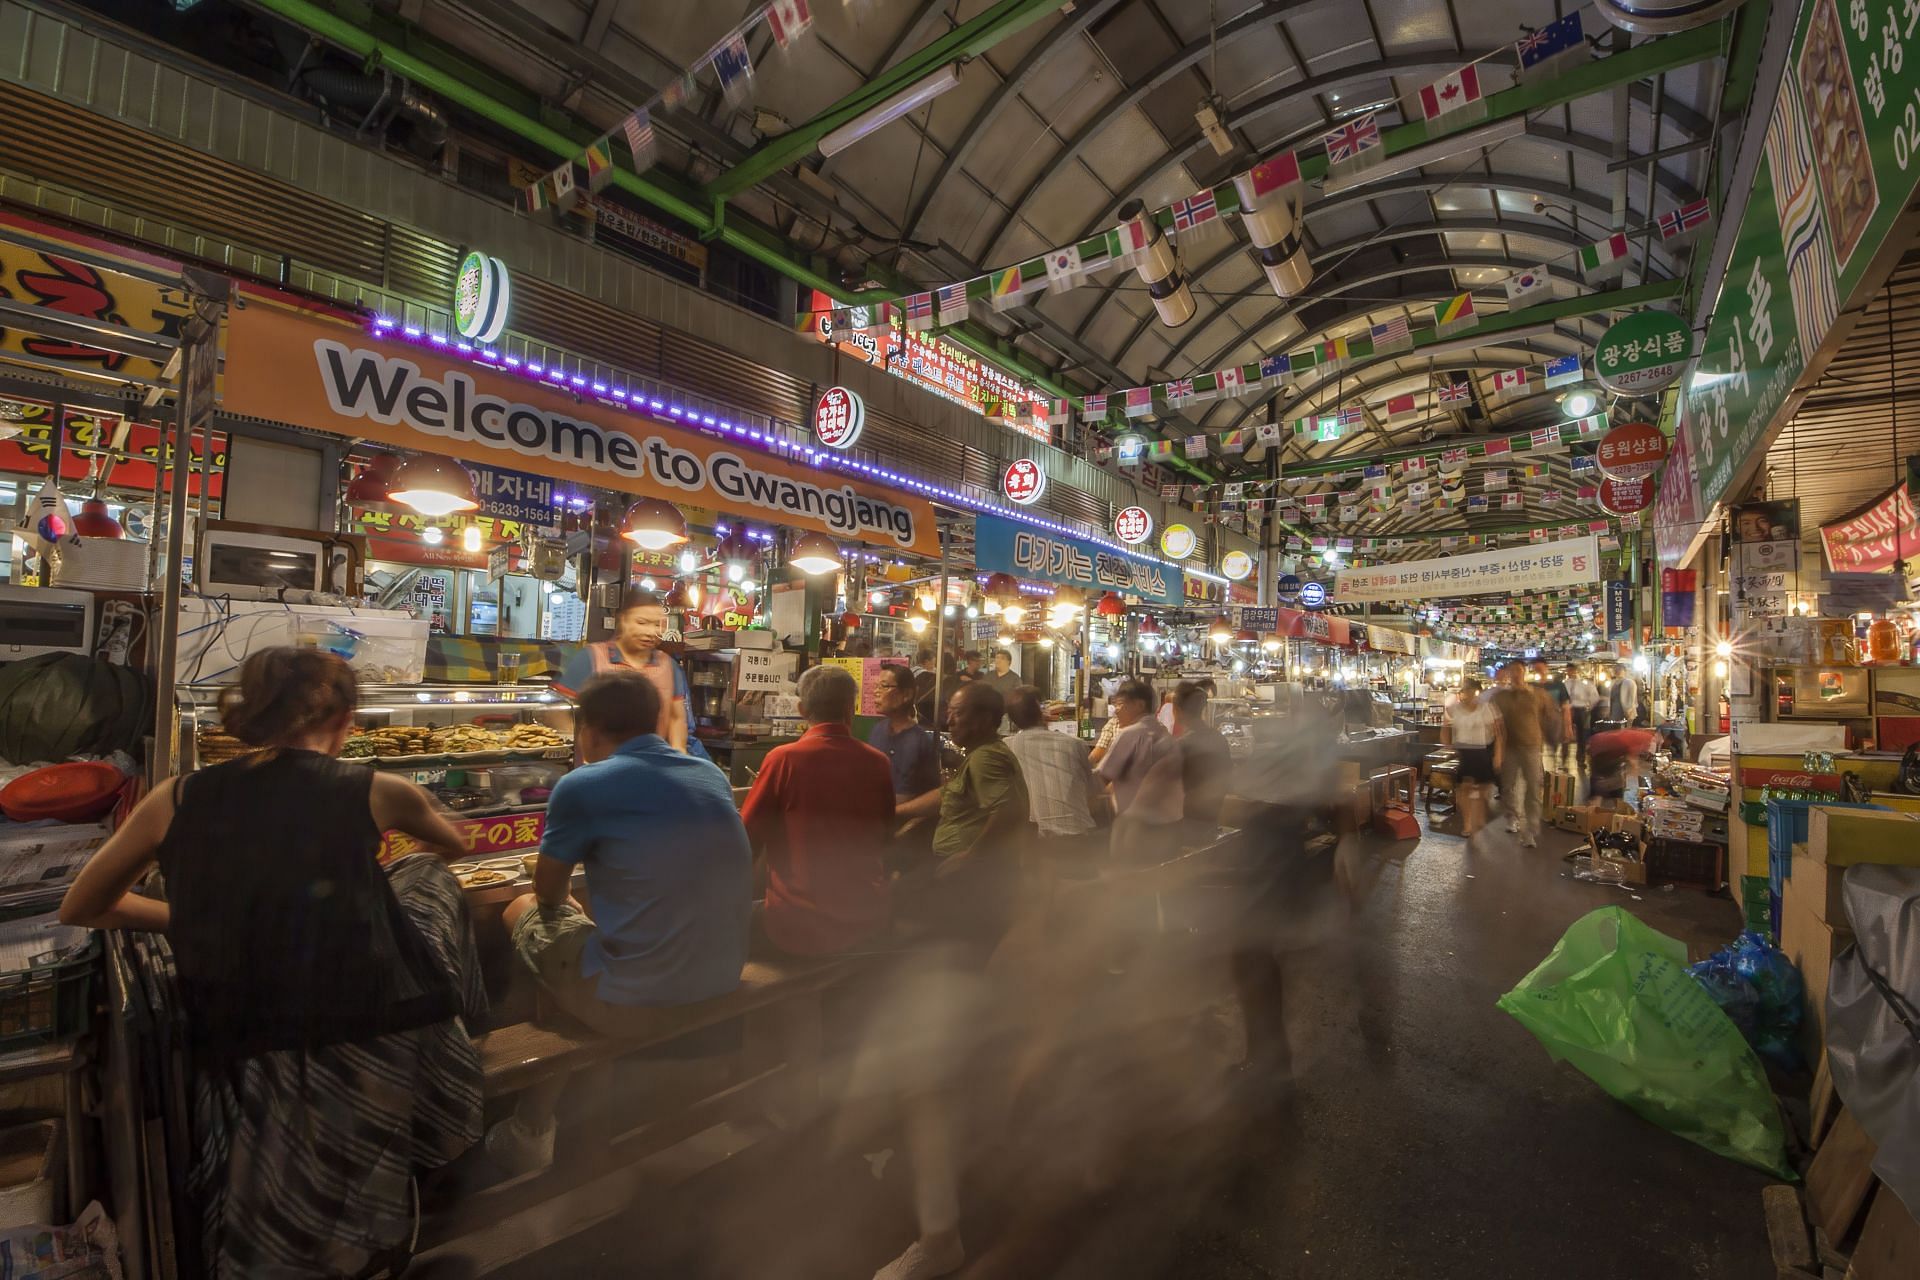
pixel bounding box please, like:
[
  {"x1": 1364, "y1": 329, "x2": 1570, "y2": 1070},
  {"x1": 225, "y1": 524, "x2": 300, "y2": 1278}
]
[{"x1": 420, "y1": 952, "x2": 878, "y2": 1257}]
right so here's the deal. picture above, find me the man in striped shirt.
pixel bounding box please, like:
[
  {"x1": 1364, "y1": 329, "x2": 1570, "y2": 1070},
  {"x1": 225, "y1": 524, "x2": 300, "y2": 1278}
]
[{"x1": 1002, "y1": 686, "x2": 1098, "y2": 839}]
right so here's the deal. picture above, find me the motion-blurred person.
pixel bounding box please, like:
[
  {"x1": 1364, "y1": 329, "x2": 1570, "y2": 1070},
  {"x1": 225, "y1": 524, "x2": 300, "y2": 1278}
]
[
  {"x1": 741, "y1": 665, "x2": 894, "y2": 956},
  {"x1": 491, "y1": 675, "x2": 750, "y2": 1171},
  {"x1": 956, "y1": 650, "x2": 984, "y2": 683},
  {"x1": 870, "y1": 663, "x2": 943, "y2": 805},
  {"x1": 1610, "y1": 663, "x2": 1642, "y2": 727},
  {"x1": 1096, "y1": 678, "x2": 1182, "y2": 866},
  {"x1": 1490, "y1": 661, "x2": 1548, "y2": 848},
  {"x1": 872, "y1": 680, "x2": 1033, "y2": 1280},
  {"x1": 1441, "y1": 676, "x2": 1500, "y2": 836},
  {"x1": 1587, "y1": 726, "x2": 1659, "y2": 809},
  {"x1": 1172, "y1": 680, "x2": 1231, "y2": 834},
  {"x1": 1003, "y1": 686, "x2": 1101, "y2": 869},
  {"x1": 61, "y1": 648, "x2": 486, "y2": 1277},
  {"x1": 912, "y1": 646, "x2": 939, "y2": 728},
  {"x1": 981, "y1": 646, "x2": 1023, "y2": 700},
  {"x1": 555, "y1": 590, "x2": 696, "y2": 756},
  {"x1": 1532, "y1": 659, "x2": 1574, "y2": 768},
  {"x1": 1566, "y1": 664, "x2": 1601, "y2": 767}
]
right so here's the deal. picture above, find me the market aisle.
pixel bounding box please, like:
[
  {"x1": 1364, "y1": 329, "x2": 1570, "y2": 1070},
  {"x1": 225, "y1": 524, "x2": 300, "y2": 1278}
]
[{"x1": 488, "y1": 818, "x2": 1780, "y2": 1280}]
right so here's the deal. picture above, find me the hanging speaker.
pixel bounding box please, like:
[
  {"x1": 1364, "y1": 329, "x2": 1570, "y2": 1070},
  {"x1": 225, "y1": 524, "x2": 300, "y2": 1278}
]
[
  {"x1": 1234, "y1": 172, "x2": 1312, "y2": 299},
  {"x1": 1118, "y1": 199, "x2": 1196, "y2": 329}
]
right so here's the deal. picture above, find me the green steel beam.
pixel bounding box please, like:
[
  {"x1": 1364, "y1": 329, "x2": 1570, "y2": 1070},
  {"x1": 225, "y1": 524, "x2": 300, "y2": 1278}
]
[
  {"x1": 1291, "y1": 23, "x2": 1725, "y2": 187},
  {"x1": 703, "y1": 0, "x2": 1070, "y2": 201},
  {"x1": 247, "y1": 0, "x2": 855, "y2": 298}
]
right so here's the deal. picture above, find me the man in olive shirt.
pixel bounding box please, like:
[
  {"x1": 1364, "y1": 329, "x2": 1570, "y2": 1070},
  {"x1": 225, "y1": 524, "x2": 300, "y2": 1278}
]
[{"x1": 917, "y1": 681, "x2": 1032, "y2": 939}]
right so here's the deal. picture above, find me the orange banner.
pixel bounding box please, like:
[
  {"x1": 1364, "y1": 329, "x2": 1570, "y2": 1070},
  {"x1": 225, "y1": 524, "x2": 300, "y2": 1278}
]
[{"x1": 222, "y1": 297, "x2": 940, "y2": 556}]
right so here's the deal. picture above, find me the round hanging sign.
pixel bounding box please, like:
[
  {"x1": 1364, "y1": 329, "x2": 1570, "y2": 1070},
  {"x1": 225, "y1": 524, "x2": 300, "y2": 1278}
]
[
  {"x1": 453, "y1": 251, "x2": 511, "y2": 343},
  {"x1": 1159, "y1": 523, "x2": 1197, "y2": 560},
  {"x1": 1001, "y1": 458, "x2": 1046, "y2": 505},
  {"x1": 813, "y1": 386, "x2": 866, "y2": 449},
  {"x1": 1599, "y1": 476, "x2": 1653, "y2": 516},
  {"x1": 1593, "y1": 311, "x2": 1693, "y2": 395},
  {"x1": 1221, "y1": 549, "x2": 1254, "y2": 581},
  {"x1": 1276, "y1": 573, "x2": 1301, "y2": 603},
  {"x1": 1594, "y1": 0, "x2": 1742, "y2": 35},
  {"x1": 1595, "y1": 421, "x2": 1669, "y2": 482},
  {"x1": 1114, "y1": 506, "x2": 1154, "y2": 545},
  {"x1": 1298, "y1": 580, "x2": 1328, "y2": 609}
]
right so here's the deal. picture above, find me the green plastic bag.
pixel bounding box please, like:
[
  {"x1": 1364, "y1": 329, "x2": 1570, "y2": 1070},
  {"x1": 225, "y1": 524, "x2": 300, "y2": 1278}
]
[{"x1": 1497, "y1": 906, "x2": 1793, "y2": 1178}]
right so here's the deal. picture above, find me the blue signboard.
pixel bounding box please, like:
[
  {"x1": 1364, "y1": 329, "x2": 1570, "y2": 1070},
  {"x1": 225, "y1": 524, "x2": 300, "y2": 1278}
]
[
  {"x1": 1605, "y1": 579, "x2": 1632, "y2": 641},
  {"x1": 973, "y1": 512, "x2": 1183, "y2": 606},
  {"x1": 459, "y1": 461, "x2": 563, "y2": 527},
  {"x1": 1298, "y1": 580, "x2": 1327, "y2": 609},
  {"x1": 1275, "y1": 574, "x2": 1301, "y2": 603},
  {"x1": 1237, "y1": 606, "x2": 1279, "y2": 633}
]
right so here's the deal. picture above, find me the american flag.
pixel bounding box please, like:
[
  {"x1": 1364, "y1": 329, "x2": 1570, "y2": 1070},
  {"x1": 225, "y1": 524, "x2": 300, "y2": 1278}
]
[
  {"x1": 1171, "y1": 190, "x2": 1219, "y2": 231},
  {"x1": 935, "y1": 282, "x2": 970, "y2": 325},
  {"x1": 1437, "y1": 380, "x2": 1472, "y2": 403},
  {"x1": 1323, "y1": 114, "x2": 1380, "y2": 163},
  {"x1": 1370, "y1": 317, "x2": 1411, "y2": 349}
]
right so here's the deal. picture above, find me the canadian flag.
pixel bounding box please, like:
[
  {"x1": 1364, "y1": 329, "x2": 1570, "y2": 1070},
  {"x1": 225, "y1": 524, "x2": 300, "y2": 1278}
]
[
  {"x1": 1418, "y1": 65, "x2": 1482, "y2": 120},
  {"x1": 1492, "y1": 368, "x2": 1528, "y2": 397}
]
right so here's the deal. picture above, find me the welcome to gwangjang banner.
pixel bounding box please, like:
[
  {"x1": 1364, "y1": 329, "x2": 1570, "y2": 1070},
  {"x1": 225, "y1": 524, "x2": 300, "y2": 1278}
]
[{"x1": 221, "y1": 292, "x2": 940, "y2": 556}]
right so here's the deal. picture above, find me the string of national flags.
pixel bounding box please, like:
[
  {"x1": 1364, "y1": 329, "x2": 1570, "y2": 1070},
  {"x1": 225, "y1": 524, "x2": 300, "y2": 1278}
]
[
  {"x1": 799, "y1": 6, "x2": 1712, "y2": 404},
  {"x1": 1285, "y1": 525, "x2": 1625, "y2": 562},
  {"x1": 522, "y1": 0, "x2": 816, "y2": 212}
]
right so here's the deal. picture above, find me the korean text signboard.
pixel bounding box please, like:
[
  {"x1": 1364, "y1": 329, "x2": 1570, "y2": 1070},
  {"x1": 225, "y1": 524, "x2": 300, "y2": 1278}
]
[
  {"x1": 1113, "y1": 506, "x2": 1153, "y2": 545},
  {"x1": 1002, "y1": 458, "x2": 1046, "y2": 504},
  {"x1": 223, "y1": 296, "x2": 940, "y2": 556},
  {"x1": 461, "y1": 462, "x2": 561, "y2": 526},
  {"x1": 1593, "y1": 312, "x2": 1692, "y2": 394},
  {"x1": 736, "y1": 648, "x2": 799, "y2": 694},
  {"x1": 1334, "y1": 536, "x2": 1600, "y2": 602},
  {"x1": 1605, "y1": 580, "x2": 1632, "y2": 641},
  {"x1": 1684, "y1": 0, "x2": 1920, "y2": 512},
  {"x1": 974, "y1": 512, "x2": 1183, "y2": 606},
  {"x1": 813, "y1": 386, "x2": 865, "y2": 448},
  {"x1": 1595, "y1": 422, "x2": 1668, "y2": 482},
  {"x1": 0, "y1": 212, "x2": 190, "y2": 383}
]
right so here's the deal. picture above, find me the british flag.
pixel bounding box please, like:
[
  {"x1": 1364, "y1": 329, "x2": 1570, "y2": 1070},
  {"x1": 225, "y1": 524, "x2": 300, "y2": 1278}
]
[
  {"x1": 1323, "y1": 114, "x2": 1380, "y2": 164},
  {"x1": 1437, "y1": 380, "x2": 1472, "y2": 403},
  {"x1": 1166, "y1": 377, "x2": 1195, "y2": 402},
  {"x1": 1171, "y1": 190, "x2": 1219, "y2": 231}
]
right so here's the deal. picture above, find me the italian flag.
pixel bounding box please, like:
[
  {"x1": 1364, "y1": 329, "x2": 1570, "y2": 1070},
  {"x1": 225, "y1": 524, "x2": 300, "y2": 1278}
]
[{"x1": 1579, "y1": 233, "x2": 1630, "y2": 272}]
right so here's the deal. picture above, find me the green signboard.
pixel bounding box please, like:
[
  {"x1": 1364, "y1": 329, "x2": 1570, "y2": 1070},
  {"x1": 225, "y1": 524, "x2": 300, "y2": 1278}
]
[
  {"x1": 1683, "y1": 0, "x2": 1919, "y2": 512},
  {"x1": 1594, "y1": 310, "x2": 1692, "y2": 394}
]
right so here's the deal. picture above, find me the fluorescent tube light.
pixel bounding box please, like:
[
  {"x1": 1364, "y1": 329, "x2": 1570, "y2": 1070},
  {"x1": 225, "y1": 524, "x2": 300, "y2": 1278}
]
[{"x1": 820, "y1": 63, "x2": 963, "y2": 158}]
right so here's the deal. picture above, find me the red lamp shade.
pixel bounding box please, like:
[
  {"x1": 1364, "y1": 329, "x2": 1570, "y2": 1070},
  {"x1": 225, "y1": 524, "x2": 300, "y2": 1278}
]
[
  {"x1": 840, "y1": 611, "x2": 861, "y2": 630},
  {"x1": 983, "y1": 572, "x2": 1020, "y2": 603},
  {"x1": 1095, "y1": 591, "x2": 1126, "y2": 617},
  {"x1": 345, "y1": 452, "x2": 404, "y2": 509},
  {"x1": 1137, "y1": 614, "x2": 1161, "y2": 636},
  {"x1": 388, "y1": 453, "x2": 479, "y2": 516},
  {"x1": 1235, "y1": 628, "x2": 1259, "y2": 645},
  {"x1": 73, "y1": 498, "x2": 124, "y2": 538},
  {"x1": 620, "y1": 497, "x2": 689, "y2": 550}
]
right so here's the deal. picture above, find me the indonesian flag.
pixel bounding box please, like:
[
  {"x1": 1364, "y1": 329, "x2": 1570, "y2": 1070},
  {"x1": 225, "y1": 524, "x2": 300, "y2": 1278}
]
[{"x1": 1418, "y1": 65, "x2": 1483, "y2": 120}]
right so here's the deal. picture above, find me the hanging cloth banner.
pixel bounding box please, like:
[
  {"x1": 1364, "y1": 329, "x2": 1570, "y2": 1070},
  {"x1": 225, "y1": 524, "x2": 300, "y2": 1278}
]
[
  {"x1": 221, "y1": 293, "x2": 940, "y2": 556},
  {"x1": 1819, "y1": 481, "x2": 1920, "y2": 573},
  {"x1": 1333, "y1": 536, "x2": 1600, "y2": 602}
]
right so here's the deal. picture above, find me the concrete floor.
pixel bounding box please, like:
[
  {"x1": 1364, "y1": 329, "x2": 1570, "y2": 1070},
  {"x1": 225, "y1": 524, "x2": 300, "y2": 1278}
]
[{"x1": 482, "y1": 814, "x2": 1782, "y2": 1280}]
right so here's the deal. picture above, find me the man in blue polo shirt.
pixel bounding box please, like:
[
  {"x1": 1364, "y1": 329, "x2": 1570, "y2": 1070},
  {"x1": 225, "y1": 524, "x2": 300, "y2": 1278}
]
[{"x1": 487, "y1": 673, "x2": 750, "y2": 1171}]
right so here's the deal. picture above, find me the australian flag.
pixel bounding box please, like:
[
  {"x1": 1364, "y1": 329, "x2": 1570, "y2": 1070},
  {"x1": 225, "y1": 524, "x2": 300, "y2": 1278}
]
[{"x1": 1516, "y1": 13, "x2": 1583, "y2": 83}]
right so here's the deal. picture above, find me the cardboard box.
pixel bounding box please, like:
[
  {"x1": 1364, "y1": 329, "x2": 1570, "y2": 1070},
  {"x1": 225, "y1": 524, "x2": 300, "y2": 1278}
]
[
  {"x1": 1739, "y1": 875, "x2": 1771, "y2": 937},
  {"x1": 1782, "y1": 843, "x2": 1851, "y2": 926},
  {"x1": 1808, "y1": 807, "x2": 1920, "y2": 868},
  {"x1": 1779, "y1": 886, "x2": 1854, "y2": 1057}
]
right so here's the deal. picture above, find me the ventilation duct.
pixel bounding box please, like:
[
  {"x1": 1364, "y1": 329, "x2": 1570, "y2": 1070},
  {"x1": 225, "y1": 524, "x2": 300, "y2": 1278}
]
[
  {"x1": 1117, "y1": 199, "x2": 1195, "y2": 329},
  {"x1": 1234, "y1": 172, "x2": 1312, "y2": 299}
]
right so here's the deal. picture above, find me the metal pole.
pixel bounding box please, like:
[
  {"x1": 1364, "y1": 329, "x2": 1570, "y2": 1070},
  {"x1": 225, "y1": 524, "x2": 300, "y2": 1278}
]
[
  {"x1": 932, "y1": 523, "x2": 949, "y2": 717},
  {"x1": 152, "y1": 279, "x2": 227, "y2": 782}
]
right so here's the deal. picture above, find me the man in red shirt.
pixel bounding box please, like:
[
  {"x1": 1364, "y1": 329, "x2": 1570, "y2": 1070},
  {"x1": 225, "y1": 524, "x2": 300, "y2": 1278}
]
[{"x1": 741, "y1": 663, "x2": 895, "y2": 955}]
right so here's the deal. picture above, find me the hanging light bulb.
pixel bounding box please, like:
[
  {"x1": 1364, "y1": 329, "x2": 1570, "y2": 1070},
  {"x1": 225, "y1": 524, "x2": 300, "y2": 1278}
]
[
  {"x1": 1713, "y1": 658, "x2": 1729, "y2": 678},
  {"x1": 719, "y1": 528, "x2": 754, "y2": 582},
  {"x1": 1208, "y1": 616, "x2": 1232, "y2": 643},
  {"x1": 420, "y1": 524, "x2": 444, "y2": 545},
  {"x1": 679, "y1": 549, "x2": 700, "y2": 573},
  {"x1": 788, "y1": 531, "x2": 844, "y2": 575},
  {"x1": 1039, "y1": 635, "x2": 1056, "y2": 650},
  {"x1": 907, "y1": 611, "x2": 930, "y2": 635},
  {"x1": 868, "y1": 588, "x2": 888, "y2": 607},
  {"x1": 1262, "y1": 633, "x2": 1282, "y2": 653},
  {"x1": 388, "y1": 454, "x2": 479, "y2": 516},
  {"x1": 1003, "y1": 601, "x2": 1027, "y2": 627},
  {"x1": 1714, "y1": 638, "x2": 1733, "y2": 658},
  {"x1": 461, "y1": 523, "x2": 482, "y2": 553},
  {"x1": 620, "y1": 497, "x2": 689, "y2": 550},
  {"x1": 1559, "y1": 388, "x2": 1597, "y2": 418}
]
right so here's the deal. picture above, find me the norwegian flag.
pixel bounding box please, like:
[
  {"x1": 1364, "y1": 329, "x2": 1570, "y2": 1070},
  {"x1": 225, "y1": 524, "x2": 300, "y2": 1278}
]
[
  {"x1": 1658, "y1": 198, "x2": 1712, "y2": 244},
  {"x1": 902, "y1": 291, "x2": 935, "y2": 333},
  {"x1": 1171, "y1": 190, "x2": 1219, "y2": 232},
  {"x1": 1323, "y1": 114, "x2": 1381, "y2": 164},
  {"x1": 1081, "y1": 393, "x2": 1108, "y2": 421},
  {"x1": 1437, "y1": 380, "x2": 1472, "y2": 404},
  {"x1": 1531, "y1": 425, "x2": 1565, "y2": 450}
]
